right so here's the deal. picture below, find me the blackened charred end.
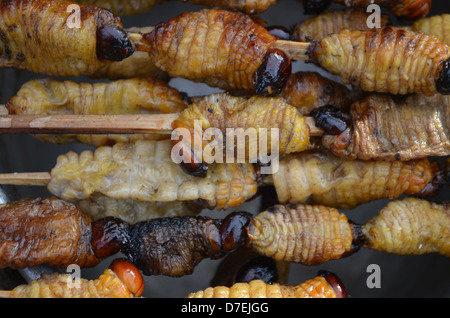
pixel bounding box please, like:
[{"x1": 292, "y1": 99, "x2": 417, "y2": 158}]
[
  {"x1": 180, "y1": 161, "x2": 209, "y2": 178},
  {"x1": 310, "y1": 105, "x2": 352, "y2": 135},
  {"x1": 302, "y1": 0, "x2": 332, "y2": 15},
  {"x1": 318, "y1": 270, "x2": 349, "y2": 298},
  {"x1": 97, "y1": 24, "x2": 135, "y2": 61},
  {"x1": 91, "y1": 216, "x2": 129, "y2": 259},
  {"x1": 220, "y1": 212, "x2": 253, "y2": 252},
  {"x1": 235, "y1": 256, "x2": 279, "y2": 284},
  {"x1": 254, "y1": 48, "x2": 292, "y2": 96},
  {"x1": 415, "y1": 161, "x2": 444, "y2": 198},
  {"x1": 436, "y1": 58, "x2": 450, "y2": 95}
]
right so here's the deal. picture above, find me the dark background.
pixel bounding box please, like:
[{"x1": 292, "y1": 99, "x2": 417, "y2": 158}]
[{"x1": 0, "y1": 0, "x2": 449, "y2": 298}]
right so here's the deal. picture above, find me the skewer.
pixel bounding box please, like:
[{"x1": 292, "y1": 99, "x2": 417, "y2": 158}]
[
  {"x1": 0, "y1": 290, "x2": 12, "y2": 298},
  {"x1": 129, "y1": 30, "x2": 312, "y2": 61},
  {"x1": 0, "y1": 113, "x2": 323, "y2": 136},
  {"x1": 0, "y1": 172, "x2": 51, "y2": 186}
]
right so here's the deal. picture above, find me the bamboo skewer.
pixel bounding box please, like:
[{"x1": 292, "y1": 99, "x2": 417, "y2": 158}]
[
  {"x1": 0, "y1": 290, "x2": 12, "y2": 298},
  {"x1": 0, "y1": 113, "x2": 324, "y2": 136},
  {"x1": 128, "y1": 31, "x2": 312, "y2": 61}
]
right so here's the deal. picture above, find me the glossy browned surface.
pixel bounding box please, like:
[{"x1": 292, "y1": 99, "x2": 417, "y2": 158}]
[
  {"x1": 0, "y1": 0, "x2": 126, "y2": 76},
  {"x1": 0, "y1": 197, "x2": 101, "y2": 269},
  {"x1": 143, "y1": 9, "x2": 278, "y2": 92}
]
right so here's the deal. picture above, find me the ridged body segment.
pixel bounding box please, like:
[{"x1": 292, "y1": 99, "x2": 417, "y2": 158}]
[
  {"x1": 7, "y1": 77, "x2": 187, "y2": 146},
  {"x1": 247, "y1": 204, "x2": 353, "y2": 265},
  {"x1": 0, "y1": 197, "x2": 100, "y2": 269},
  {"x1": 322, "y1": 93, "x2": 450, "y2": 160},
  {"x1": 47, "y1": 140, "x2": 258, "y2": 210},
  {"x1": 187, "y1": 277, "x2": 339, "y2": 298},
  {"x1": 76, "y1": 0, "x2": 162, "y2": 15},
  {"x1": 314, "y1": 26, "x2": 450, "y2": 95},
  {"x1": 0, "y1": 0, "x2": 123, "y2": 76},
  {"x1": 10, "y1": 269, "x2": 134, "y2": 298},
  {"x1": 292, "y1": 8, "x2": 390, "y2": 42},
  {"x1": 144, "y1": 9, "x2": 277, "y2": 91},
  {"x1": 412, "y1": 14, "x2": 450, "y2": 46},
  {"x1": 272, "y1": 151, "x2": 435, "y2": 209},
  {"x1": 173, "y1": 93, "x2": 310, "y2": 157},
  {"x1": 362, "y1": 198, "x2": 450, "y2": 256},
  {"x1": 332, "y1": 0, "x2": 432, "y2": 20}
]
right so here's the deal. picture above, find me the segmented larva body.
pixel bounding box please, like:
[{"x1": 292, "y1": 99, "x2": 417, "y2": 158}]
[
  {"x1": 247, "y1": 204, "x2": 354, "y2": 265},
  {"x1": 271, "y1": 151, "x2": 436, "y2": 209},
  {"x1": 322, "y1": 93, "x2": 450, "y2": 161},
  {"x1": 10, "y1": 269, "x2": 135, "y2": 298},
  {"x1": 75, "y1": 0, "x2": 162, "y2": 16},
  {"x1": 6, "y1": 77, "x2": 187, "y2": 146},
  {"x1": 332, "y1": 0, "x2": 432, "y2": 20},
  {"x1": 292, "y1": 8, "x2": 390, "y2": 42},
  {"x1": 312, "y1": 26, "x2": 450, "y2": 96},
  {"x1": 143, "y1": 9, "x2": 285, "y2": 93},
  {"x1": 361, "y1": 198, "x2": 450, "y2": 257},
  {"x1": 280, "y1": 72, "x2": 352, "y2": 115},
  {"x1": 47, "y1": 140, "x2": 258, "y2": 210},
  {"x1": 187, "y1": 277, "x2": 341, "y2": 298},
  {"x1": 0, "y1": 0, "x2": 129, "y2": 76},
  {"x1": 412, "y1": 14, "x2": 450, "y2": 46},
  {"x1": 188, "y1": 0, "x2": 276, "y2": 15},
  {"x1": 172, "y1": 93, "x2": 310, "y2": 157},
  {"x1": 0, "y1": 197, "x2": 101, "y2": 269}
]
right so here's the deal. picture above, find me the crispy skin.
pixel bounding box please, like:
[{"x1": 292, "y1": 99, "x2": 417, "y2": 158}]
[
  {"x1": 187, "y1": 0, "x2": 276, "y2": 15},
  {"x1": 77, "y1": 0, "x2": 275, "y2": 15},
  {"x1": 332, "y1": 0, "x2": 431, "y2": 20},
  {"x1": 75, "y1": 0, "x2": 162, "y2": 15},
  {"x1": 272, "y1": 151, "x2": 435, "y2": 209},
  {"x1": 322, "y1": 94, "x2": 450, "y2": 160},
  {"x1": 7, "y1": 77, "x2": 187, "y2": 146},
  {"x1": 362, "y1": 198, "x2": 450, "y2": 256},
  {"x1": 247, "y1": 204, "x2": 353, "y2": 265},
  {"x1": 0, "y1": 197, "x2": 101, "y2": 269},
  {"x1": 412, "y1": 14, "x2": 450, "y2": 46},
  {"x1": 280, "y1": 72, "x2": 352, "y2": 115},
  {"x1": 292, "y1": 8, "x2": 390, "y2": 42},
  {"x1": 0, "y1": 0, "x2": 125, "y2": 76},
  {"x1": 144, "y1": 9, "x2": 277, "y2": 91},
  {"x1": 172, "y1": 93, "x2": 310, "y2": 159},
  {"x1": 187, "y1": 277, "x2": 339, "y2": 298},
  {"x1": 47, "y1": 140, "x2": 258, "y2": 210},
  {"x1": 123, "y1": 216, "x2": 222, "y2": 277},
  {"x1": 314, "y1": 26, "x2": 450, "y2": 96},
  {"x1": 10, "y1": 269, "x2": 134, "y2": 298}
]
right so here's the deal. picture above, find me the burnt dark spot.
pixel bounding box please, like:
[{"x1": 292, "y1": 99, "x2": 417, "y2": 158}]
[
  {"x1": 91, "y1": 217, "x2": 128, "y2": 259},
  {"x1": 15, "y1": 53, "x2": 25, "y2": 62},
  {"x1": 235, "y1": 256, "x2": 279, "y2": 284},
  {"x1": 96, "y1": 24, "x2": 135, "y2": 61},
  {"x1": 207, "y1": 108, "x2": 214, "y2": 114},
  {"x1": 254, "y1": 48, "x2": 291, "y2": 96},
  {"x1": 310, "y1": 105, "x2": 352, "y2": 135},
  {"x1": 219, "y1": 212, "x2": 252, "y2": 252},
  {"x1": 302, "y1": 0, "x2": 332, "y2": 15},
  {"x1": 436, "y1": 57, "x2": 450, "y2": 95}
]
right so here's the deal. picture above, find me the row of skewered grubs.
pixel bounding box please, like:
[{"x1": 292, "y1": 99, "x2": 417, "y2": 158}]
[
  {"x1": 74, "y1": 0, "x2": 433, "y2": 18},
  {"x1": 1, "y1": 1, "x2": 450, "y2": 96},
  {"x1": 0, "y1": 196, "x2": 448, "y2": 279}
]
